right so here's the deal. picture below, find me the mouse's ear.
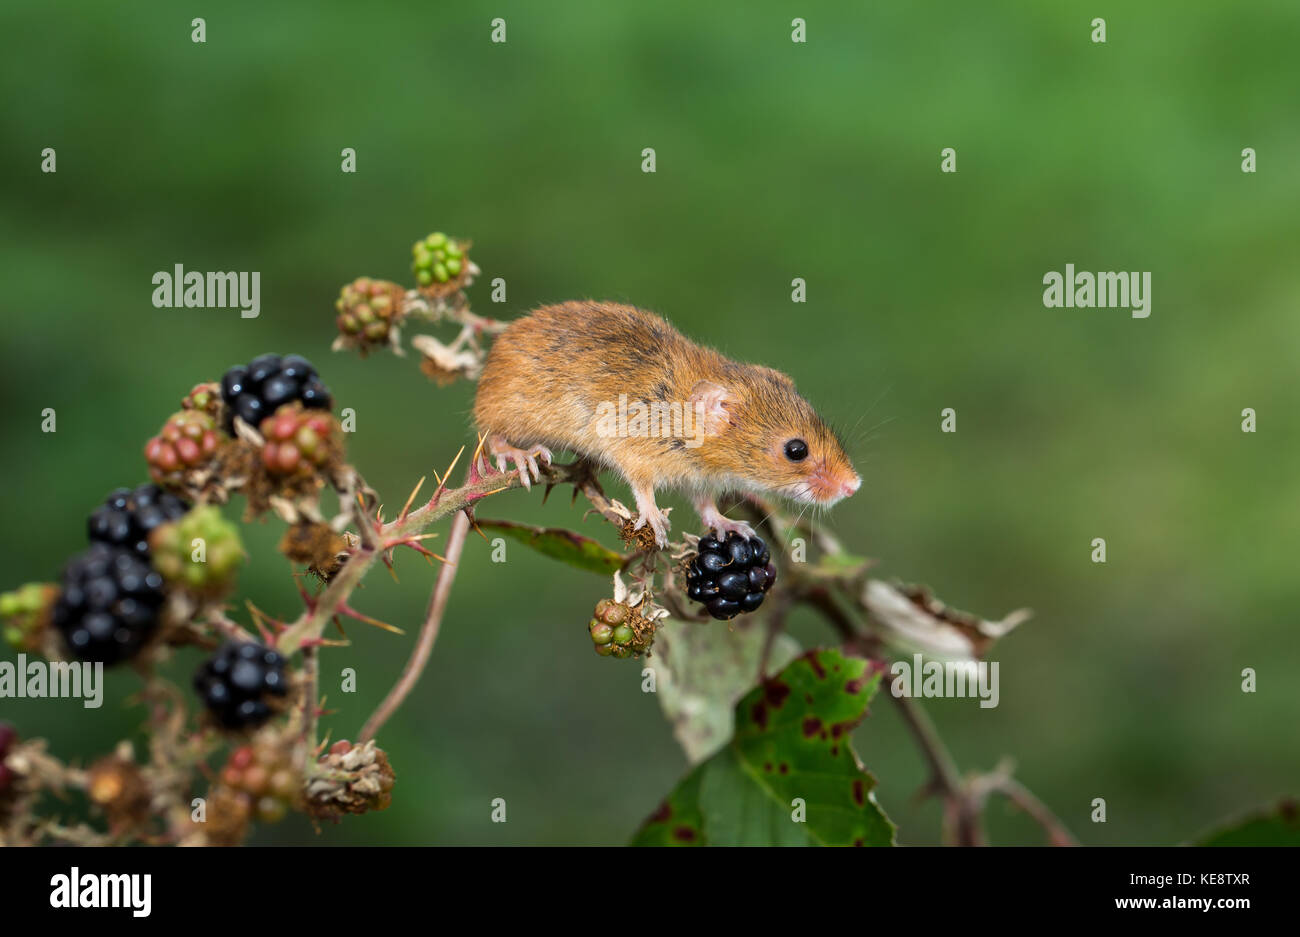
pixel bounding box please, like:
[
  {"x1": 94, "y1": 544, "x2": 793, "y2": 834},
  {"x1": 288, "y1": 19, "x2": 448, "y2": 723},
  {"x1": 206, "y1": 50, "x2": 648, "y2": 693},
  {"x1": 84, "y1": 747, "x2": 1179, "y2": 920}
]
[{"x1": 688, "y1": 380, "x2": 732, "y2": 436}]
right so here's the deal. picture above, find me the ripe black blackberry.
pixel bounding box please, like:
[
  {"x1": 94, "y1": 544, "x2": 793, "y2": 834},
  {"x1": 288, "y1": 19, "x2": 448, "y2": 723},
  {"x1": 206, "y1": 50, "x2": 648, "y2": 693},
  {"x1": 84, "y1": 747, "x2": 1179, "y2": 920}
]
[
  {"x1": 685, "y1": 532, "x2": 777, "y2": 621},
  {"x1": 0, "y1": 722, "x2": 15, "y2": 795},
  {"x1": 194, "y1": 640, "x2": 290, "y2": 729},
  {"x1": 51, "y1": 543, "x2": 165, "y2": 664},
  {"x1": 220, "y1": 353, "x2": 332, "y2": 433},
  {"x1": 87, "y1": 483, "x2": 189, "y2": 557}
]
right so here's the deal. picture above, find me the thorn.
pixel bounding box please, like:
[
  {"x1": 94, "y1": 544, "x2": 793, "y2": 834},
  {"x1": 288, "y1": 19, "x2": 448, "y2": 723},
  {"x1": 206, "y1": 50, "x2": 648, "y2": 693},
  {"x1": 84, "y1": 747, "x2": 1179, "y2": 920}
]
[
  {"x1": 542, "y1": 482, "x2": 555, "y2": 505},
  {"x1": 398, "y1": 476, "x2": 426, "y2": 522},
  {"x1": 403, "y1": 542, "x2": 450, "y2": 564},
  {"x1": 294, "y1": 580, "x2": 318, "y2": 609},
  {"x1": 443, "y1": 445, "x2": 467, "y2": 488},
  {"x1": 337, "y1": 602, "x2": 405, "y2": 635},
  {"x1": 245, "y1": 600, "x2": 281, "y2": 643}
]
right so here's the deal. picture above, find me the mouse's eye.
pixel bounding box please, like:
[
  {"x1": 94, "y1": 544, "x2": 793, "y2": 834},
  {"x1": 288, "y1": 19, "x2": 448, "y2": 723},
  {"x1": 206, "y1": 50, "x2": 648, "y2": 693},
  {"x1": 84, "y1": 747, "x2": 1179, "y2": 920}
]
[{"x1": 783, "y1": 439, "x2": 809, "y2": 462}]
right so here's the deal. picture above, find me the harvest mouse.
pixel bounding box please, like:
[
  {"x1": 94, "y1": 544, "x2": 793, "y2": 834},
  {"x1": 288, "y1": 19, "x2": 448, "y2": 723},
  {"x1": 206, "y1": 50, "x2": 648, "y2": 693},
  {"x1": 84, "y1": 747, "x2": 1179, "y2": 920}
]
[{"x1": 473, "y1": 300, "x2": 860, "y2": 546}]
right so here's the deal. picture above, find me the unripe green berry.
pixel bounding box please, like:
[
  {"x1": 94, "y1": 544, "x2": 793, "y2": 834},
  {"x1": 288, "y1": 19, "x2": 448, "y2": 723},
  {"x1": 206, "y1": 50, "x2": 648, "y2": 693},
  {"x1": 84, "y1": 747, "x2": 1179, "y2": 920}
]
[
  {"x1": 433, "y1": 262, "x2": 449, "y2": 282},
  {"x1": 295, "y1": 426, "x2": 321, "y2": 456},
  {"x1": 612, "y1": 624, "x2": 634, "y2": 645},
  {"x1": 589, "y1": 620, "x2": 613, "y2": 645}
]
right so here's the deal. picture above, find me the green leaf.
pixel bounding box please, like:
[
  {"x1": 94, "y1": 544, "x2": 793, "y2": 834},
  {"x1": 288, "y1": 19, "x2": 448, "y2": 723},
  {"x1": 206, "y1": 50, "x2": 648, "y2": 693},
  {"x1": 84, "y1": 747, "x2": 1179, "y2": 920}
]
[
  {"x1": 646, "y1": 617, "x2": 801, "y2": 763},
  {"x1": 1193, "y1": 798, "x2": 1300, "y2": 846},
  {"x1": 632, "y1": 649, "x2": 895, "y2": 847},
  {"x1": 474, "y1": 519, "x2": 625, "y2": 574}
]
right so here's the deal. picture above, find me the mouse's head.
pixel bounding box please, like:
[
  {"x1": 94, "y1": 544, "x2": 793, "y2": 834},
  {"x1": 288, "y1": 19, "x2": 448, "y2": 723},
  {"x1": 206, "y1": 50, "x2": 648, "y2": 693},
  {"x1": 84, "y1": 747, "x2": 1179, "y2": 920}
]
[{"x1": 689, "y1": 366, "x2": 860, "y2": 505}]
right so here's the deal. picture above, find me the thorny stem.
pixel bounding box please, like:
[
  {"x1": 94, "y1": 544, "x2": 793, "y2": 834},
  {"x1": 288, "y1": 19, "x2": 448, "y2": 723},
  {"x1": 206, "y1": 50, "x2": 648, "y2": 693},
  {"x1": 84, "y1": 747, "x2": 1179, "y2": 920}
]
[
  {"x1": 360, "y1": 507, "x2": 472, "y2": 743},
  {"x1": 299, "y1": 645, "x2": 318, "y2": 757},
  {"x1": 275, "y1": 460, "x2": 597, "y2": 656}
]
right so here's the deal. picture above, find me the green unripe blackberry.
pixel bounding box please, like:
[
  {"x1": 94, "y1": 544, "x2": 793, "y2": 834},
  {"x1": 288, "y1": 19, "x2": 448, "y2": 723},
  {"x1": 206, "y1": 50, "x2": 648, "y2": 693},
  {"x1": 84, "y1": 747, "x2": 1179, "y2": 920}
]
[
  {"x1": 411, "y1": 231, "x2": 471, "y2": 292},
  {"x1": 149, "y1": 505, "x2": 244, "y2": 597},
  {"x1": 1, "y1": 582, "x2": 58, "y2": 652}
]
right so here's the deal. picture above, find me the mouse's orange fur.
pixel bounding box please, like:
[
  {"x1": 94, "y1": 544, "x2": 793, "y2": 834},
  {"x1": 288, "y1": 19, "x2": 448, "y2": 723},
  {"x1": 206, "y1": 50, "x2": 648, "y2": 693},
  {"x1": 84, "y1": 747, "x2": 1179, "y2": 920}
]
[{"x1": 473, "y1": 301, "x2": 859, "y2": 545}]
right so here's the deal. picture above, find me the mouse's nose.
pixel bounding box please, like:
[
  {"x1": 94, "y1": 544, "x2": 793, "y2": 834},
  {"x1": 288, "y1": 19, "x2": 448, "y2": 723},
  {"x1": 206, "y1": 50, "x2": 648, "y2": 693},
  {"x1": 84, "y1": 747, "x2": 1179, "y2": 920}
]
[{"x1": 841, "y1": 476, "x2": 861, "y2": 497}]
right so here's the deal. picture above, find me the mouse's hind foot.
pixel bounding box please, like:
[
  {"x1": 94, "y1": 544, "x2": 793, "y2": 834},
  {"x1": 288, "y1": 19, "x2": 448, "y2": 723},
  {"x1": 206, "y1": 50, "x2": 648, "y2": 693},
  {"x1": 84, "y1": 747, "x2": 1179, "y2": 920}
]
[{"x1": 487, "y1": 434, "x2": 552, "y2": 490}]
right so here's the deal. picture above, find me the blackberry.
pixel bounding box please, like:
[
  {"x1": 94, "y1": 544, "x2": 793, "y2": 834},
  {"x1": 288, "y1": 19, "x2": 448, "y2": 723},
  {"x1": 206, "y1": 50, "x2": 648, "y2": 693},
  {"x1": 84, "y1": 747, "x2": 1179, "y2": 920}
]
[
  {"x1": 149, "y1": 505, "x2": 244, "y2": 597},
  {"x1": 51, "y1": 543, "x2": 165, "y2": 664},
  {"x1": 258, "y1": 404, "x2": 342, "y2": 476},
  {"x1": 0, "y1": 722, "x2": 16, "y2": 796},
  {"x1": 219, "y1": 353, "x2": 332, "y2": 434},
  {"x1": 144, "y1": 409, "x2": 224, "y2": 485},
  {"x1": 411, "y1": 232, "x2": 466, "y2": 287},
  {"x1": 685, "y1": 532, "x2": 777, "y2": 621},
  {"x1": 335, "y1": 277, "x2": 405, "y2": 352},
  {"x1": 194, "y1": 640, "x2": 289, "y2": 729},
  {"x1": 87, "y1": 483, "x2": 189, "y2": 557},
  {"x1": 587, "y1": 598, "x2": 656, "y2": 658}
]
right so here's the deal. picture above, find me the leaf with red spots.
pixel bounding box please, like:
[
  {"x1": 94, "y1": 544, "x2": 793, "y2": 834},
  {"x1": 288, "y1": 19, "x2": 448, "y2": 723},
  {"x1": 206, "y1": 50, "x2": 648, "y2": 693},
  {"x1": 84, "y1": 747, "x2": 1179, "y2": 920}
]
[
  {"x1": 631, "y1": 649, "x2": 895, "y2": 846},
  {"x1": 628, "y1": 762, "x2": 706, "y2": 846},
  {"x1": 645, "y1": 616, "x2": 801, "y2": 763}
]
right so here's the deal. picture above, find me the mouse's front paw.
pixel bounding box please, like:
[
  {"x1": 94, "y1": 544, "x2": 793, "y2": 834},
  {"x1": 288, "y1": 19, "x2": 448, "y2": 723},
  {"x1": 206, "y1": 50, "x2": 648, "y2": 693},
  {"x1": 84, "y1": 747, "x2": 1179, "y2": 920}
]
[
  {"x1": 632, "y1": 507, "x2": 671, "y2": 548},
  {"x1": 696, "y1": 501, "x2": 755, "y2": 540}
]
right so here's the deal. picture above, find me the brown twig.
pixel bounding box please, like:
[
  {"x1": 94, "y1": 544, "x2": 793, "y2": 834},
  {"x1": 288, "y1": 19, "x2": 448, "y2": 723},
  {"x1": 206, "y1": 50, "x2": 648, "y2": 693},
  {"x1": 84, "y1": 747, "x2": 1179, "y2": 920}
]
[{"x1": 359, "y1": 507, "x2": 471, "y2": 743}]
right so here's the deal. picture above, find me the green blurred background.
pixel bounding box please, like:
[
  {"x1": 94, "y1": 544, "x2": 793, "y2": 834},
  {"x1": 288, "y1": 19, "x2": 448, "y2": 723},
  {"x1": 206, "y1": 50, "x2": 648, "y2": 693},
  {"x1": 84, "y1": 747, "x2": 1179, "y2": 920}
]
[{"x1": 2, "y1": 0, "x2": 1297, "y2": 845}]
